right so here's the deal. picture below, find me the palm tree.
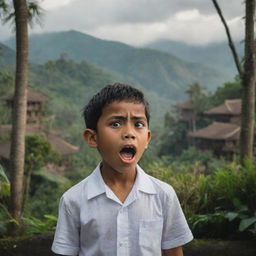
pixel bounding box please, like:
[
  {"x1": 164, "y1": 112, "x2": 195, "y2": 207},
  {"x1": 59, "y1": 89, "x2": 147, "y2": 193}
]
[
  {"x1": 9, "y1": 0, "x2": 29, "y2": 224},
  {"x1": 0, "y1": 0, "x2": 42, "y2": 228}
]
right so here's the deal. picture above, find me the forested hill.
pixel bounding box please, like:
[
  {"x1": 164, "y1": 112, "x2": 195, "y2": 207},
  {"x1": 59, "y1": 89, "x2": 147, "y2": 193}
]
[
  {"x1": 0, "y1": 42, "x2": 15, "y2": 67},
  {"x1": 0, "y1": 44, "x2": 170, "y2": 127},
  {"x1": 4, "y1": 30, "x2": 229, "y2": 100},
  {"x1": 146, "y1": 39, "x2": 243, "y2": 82}
]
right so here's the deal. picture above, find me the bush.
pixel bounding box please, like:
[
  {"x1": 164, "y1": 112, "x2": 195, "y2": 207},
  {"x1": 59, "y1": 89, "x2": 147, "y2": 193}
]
[{"x1": 146, "y1": 159, "x2": 256, "y2": 239}]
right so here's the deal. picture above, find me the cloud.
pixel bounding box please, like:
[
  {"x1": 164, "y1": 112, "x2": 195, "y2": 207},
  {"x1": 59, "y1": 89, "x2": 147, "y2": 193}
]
[
  {"x1": 84, "y1": 8, "x2": 244, "y2": 46},
  {"x1": 40, "y1": 0, "x2": 72, "y2": 10},
  {"x1": 0, "y1": 0, "x2": 245, "y2": 46}
]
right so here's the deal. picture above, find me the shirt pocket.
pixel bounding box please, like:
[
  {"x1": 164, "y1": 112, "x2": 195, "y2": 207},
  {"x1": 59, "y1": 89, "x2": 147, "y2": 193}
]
[{"x1": 139, "y1": 219, "x2": 163, "y2": 256}]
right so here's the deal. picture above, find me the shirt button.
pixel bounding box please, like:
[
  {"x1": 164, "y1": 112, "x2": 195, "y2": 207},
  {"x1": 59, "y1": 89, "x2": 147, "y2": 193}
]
[{"x1": 119, "y1": 241, "x2": 127, "y2": 247}]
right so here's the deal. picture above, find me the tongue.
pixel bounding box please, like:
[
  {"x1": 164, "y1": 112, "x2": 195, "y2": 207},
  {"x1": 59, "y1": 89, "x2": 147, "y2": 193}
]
[{"x1": 120, "y1": 152, "x2": 133, "y2": 160}]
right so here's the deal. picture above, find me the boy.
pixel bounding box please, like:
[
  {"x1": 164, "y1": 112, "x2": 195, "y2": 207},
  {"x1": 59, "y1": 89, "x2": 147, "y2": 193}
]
[{"x1": 52, "y1": 83, "x2": 193, "y2": 256}]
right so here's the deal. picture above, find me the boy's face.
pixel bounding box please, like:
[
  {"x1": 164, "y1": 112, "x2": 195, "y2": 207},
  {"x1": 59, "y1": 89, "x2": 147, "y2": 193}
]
[{"x1": 84, "y1": 100, "x2": 151, "y2": 174}]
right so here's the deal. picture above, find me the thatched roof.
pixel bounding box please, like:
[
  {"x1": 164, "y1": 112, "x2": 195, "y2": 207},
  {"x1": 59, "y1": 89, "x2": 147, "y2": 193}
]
[
  {"x1": 175, "y1": 100, "x2": 194, "y2": 110},
  {"x1": 47, "y1": 135, "x2": 79, "y2": 156},
  {"x1": 2, "y1": 88, "x2": 49, "y2": 102},
  {"x1": 204, "y1": 99, "x2": 241, "y2": 116},
  {"x1": 0, "y1": 124, "x2": 44, "y2": 137},
  {"x1": 188, "y1": 122, "x2": 240, "y2": 140}
]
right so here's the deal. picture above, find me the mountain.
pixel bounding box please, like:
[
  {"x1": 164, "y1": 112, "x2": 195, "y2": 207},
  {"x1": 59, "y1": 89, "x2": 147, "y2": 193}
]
[
  {"x1": 145, "y1": 40, "x2": 243, "y2": 82},
  {"x1": 0, "y1": 42, "x2": 15, "y2": 67},
  {"x1": 0, "y1": 43, "x2": 170, "y2": 128},
  {"x1": 5, "y1": 30, "x2": 229, "y2": 100}
]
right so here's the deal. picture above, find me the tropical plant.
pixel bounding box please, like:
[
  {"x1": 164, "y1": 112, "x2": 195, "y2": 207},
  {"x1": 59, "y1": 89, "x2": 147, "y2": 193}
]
[{"x1": 22, "y1": 214, "x2": 57, "y2": 234}]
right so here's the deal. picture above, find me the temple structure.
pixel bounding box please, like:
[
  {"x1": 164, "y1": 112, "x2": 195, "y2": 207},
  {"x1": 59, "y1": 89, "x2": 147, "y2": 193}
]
[
  {"x1": 0, "y1": 88, "x2": 79, "y2": 171},
  {"x1": 188, "y1": 99, "x2": 241, "y2": 157}
]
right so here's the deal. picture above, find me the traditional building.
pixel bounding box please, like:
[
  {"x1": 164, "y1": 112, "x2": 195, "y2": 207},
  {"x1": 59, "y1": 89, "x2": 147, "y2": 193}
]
[
  {"x1": 0, "y1": 88, "x2": 79, "y2": 171},
  {"x1": 2, "y1": 88, "x2": 49, "y2": 124},
  {"x1": 188, "y1": 99, "x2": 241, "y2": 157},
  {"x1": 203, "y1": 99, "x2": 241, "y2": 124},
  {"x1": 175, "y1": 100, "x2": 197, "y2": 131}
]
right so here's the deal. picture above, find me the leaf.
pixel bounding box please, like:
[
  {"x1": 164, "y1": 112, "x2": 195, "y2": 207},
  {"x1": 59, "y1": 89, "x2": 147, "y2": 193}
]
[
  {"x1": 225, "y1": 212, "x2": 238, "y2": 222},
  {"x1": 0, "y1": 165, "x2": 9, "y2": 183},
  {"x1": 239, "y1": 217, "x2": 256, "y2": 232}
]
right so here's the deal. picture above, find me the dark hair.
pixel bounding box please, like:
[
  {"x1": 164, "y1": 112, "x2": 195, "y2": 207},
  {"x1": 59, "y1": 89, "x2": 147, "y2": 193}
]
[{"x1": 83, "y1": 83, "x2": 150, "y2": 130}]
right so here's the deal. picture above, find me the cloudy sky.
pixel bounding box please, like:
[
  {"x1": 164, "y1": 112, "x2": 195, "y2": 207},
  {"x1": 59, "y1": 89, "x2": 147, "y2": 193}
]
[{"x1": 0, "y1": 0, "x2": 244, "y2": 46}]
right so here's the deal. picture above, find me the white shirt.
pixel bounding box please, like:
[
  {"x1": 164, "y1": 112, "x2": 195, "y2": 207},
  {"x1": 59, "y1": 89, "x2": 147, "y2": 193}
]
[{"x1": 52, "y1": 164, "x2": 193, "y2": 256}]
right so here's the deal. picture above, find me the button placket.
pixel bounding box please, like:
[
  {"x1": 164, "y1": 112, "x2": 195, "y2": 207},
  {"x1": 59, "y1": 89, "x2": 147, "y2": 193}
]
[{"x1": 117, "y1": 207, "x2": 129, "y2": 255}]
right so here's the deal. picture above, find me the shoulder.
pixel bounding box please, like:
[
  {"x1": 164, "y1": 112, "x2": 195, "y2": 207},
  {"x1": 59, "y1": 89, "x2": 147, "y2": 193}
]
[
  {"x1": 138, "y1": 166, "x2": 177, "y2": 202},
  {"x1": 60, "y1": 172, "x2": 93, "y2": 213},
  {"x1": 63, "y1": 176, "x2": 89, "y2": 200},
  {"x1": 148, "y1": 174, "x2": 176, "y2": 199}
]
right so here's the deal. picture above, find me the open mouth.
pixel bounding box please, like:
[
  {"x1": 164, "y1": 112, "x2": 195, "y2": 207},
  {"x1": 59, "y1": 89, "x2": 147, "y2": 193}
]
[{"x1": 119, "y1": 145, "x2": 136, "y2": 161}]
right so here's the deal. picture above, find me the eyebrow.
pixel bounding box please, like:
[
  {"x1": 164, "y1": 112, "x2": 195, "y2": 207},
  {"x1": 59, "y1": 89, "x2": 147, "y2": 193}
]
[{"x1": 107, "y1": 115, "x2": 147, "y2": 121}]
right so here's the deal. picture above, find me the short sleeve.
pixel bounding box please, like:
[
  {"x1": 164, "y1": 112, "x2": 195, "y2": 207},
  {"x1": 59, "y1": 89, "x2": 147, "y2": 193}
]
[
  {"x1": 161, "y1": 187, "x2": 193, "y2": 250},
  {"x1": 51, "y1": 196, "x2": 80, "y2": 256}
]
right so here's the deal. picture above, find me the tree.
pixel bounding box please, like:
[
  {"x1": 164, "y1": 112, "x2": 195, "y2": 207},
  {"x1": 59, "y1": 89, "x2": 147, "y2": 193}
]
[
  {"x1": 187, "y1": 82, "x2": 210, "y2": 131},
  {"x1": 212, "y1": 0, "x2": 256, "y2": 163},
  {"x1": 0, "y1": 0, "x2": 42, "y2": 228},
  {"x1": 23, "y1": 134, "x2": 60, "y2": 210},
  {"x1": 240, "y1": 0, "x2": 256, "y2": 161},
  {"x1": 8, "y1": 0, "x2": 29, "y2": 226}
]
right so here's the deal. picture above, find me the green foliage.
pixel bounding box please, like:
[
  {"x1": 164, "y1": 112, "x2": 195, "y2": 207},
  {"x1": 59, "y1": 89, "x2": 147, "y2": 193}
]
[
  {"x1": 0, "y1": 164, "x2": 9, "y2": 204},
  {"x1": 25, "y1": 134, "x2": 60, "y2": 172},
  {"x1": 22, "y1": 215, "x2": 57, "y2": 234},
  {"x1": 25, "y1": 171, "x2": 71, "y2": 219},
  {"x1": 209, "y1": 77, "x2": 241, "y2": 106},
  {"x1": 189, "y1": 82, "x2": 210, "y2": 113},
  {"x1": 189, "y1": 211, "x2": 228, "y2": 239},
  {"x1": 0, "y1": 165, "x2": 18, "y2": 238},
  {"x1": 225, "y1": 199, "x2": 256, "y2": 233},
  {"x1": 146, "y1": 157, "x2": 256, "y2": 239},
  {"x1": 158, "y1": 115, "x2": 189, "y2": 156}
]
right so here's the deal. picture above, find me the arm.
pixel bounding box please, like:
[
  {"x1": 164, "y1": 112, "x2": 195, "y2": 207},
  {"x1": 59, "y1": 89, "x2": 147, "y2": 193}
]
[{"x1": 162, "y1": 246, "x2": 183, "y2": 256}]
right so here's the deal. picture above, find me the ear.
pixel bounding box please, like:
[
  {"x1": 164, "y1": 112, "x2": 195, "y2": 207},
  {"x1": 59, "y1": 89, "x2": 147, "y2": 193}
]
[
  {"x1": 145, "y1": 130, "x2": 152, "y2": 149},
  {"x1": 83, "y1": 129, "x2": 98, "y2": 148}
]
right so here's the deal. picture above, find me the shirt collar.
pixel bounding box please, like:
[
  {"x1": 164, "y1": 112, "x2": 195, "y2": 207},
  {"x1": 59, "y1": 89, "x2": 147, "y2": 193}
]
[
  {"x1": 87, "y1": 164, "x2": 106, "y2": 200},
  {"x1": 87, "y1": 164, "x2": 156, "y2": 200},
  {"x1": 136, "y1": 165, "x2": 156, "y2": 195}
]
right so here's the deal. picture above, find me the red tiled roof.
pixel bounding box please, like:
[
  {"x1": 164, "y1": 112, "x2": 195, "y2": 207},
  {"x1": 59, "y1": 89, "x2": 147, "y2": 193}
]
[{"x1": 188, "y1": 122, "x2": 240, "y2": 140}]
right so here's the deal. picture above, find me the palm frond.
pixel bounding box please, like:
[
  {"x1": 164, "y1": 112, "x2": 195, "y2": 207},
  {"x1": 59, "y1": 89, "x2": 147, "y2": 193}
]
[{"x1": 27, "y1": 1, "x2": 44, "y2": 28}]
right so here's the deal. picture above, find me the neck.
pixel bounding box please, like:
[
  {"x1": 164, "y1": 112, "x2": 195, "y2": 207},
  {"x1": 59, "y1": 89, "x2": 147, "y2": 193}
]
[{"x1": 100, "y1": 162, "x2": 137, "y2": 186}]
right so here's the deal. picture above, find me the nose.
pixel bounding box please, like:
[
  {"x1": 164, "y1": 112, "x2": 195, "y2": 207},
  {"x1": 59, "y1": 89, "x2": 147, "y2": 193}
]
[
  {"x1": 123, "y1": 134, "x2": 136, "y2": 139},
  {"x1": 122, "y1": 124, "x2": 136, "y2": 140}
]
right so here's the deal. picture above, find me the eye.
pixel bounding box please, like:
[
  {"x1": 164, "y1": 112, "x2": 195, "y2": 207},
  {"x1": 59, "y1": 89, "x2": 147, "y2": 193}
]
[
  {"x1": 110, "y1": 121, "x2": 121, "y2": 128},
  {"x1": 135, "y1": 121, "x2": 145, "y2": 128}
]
